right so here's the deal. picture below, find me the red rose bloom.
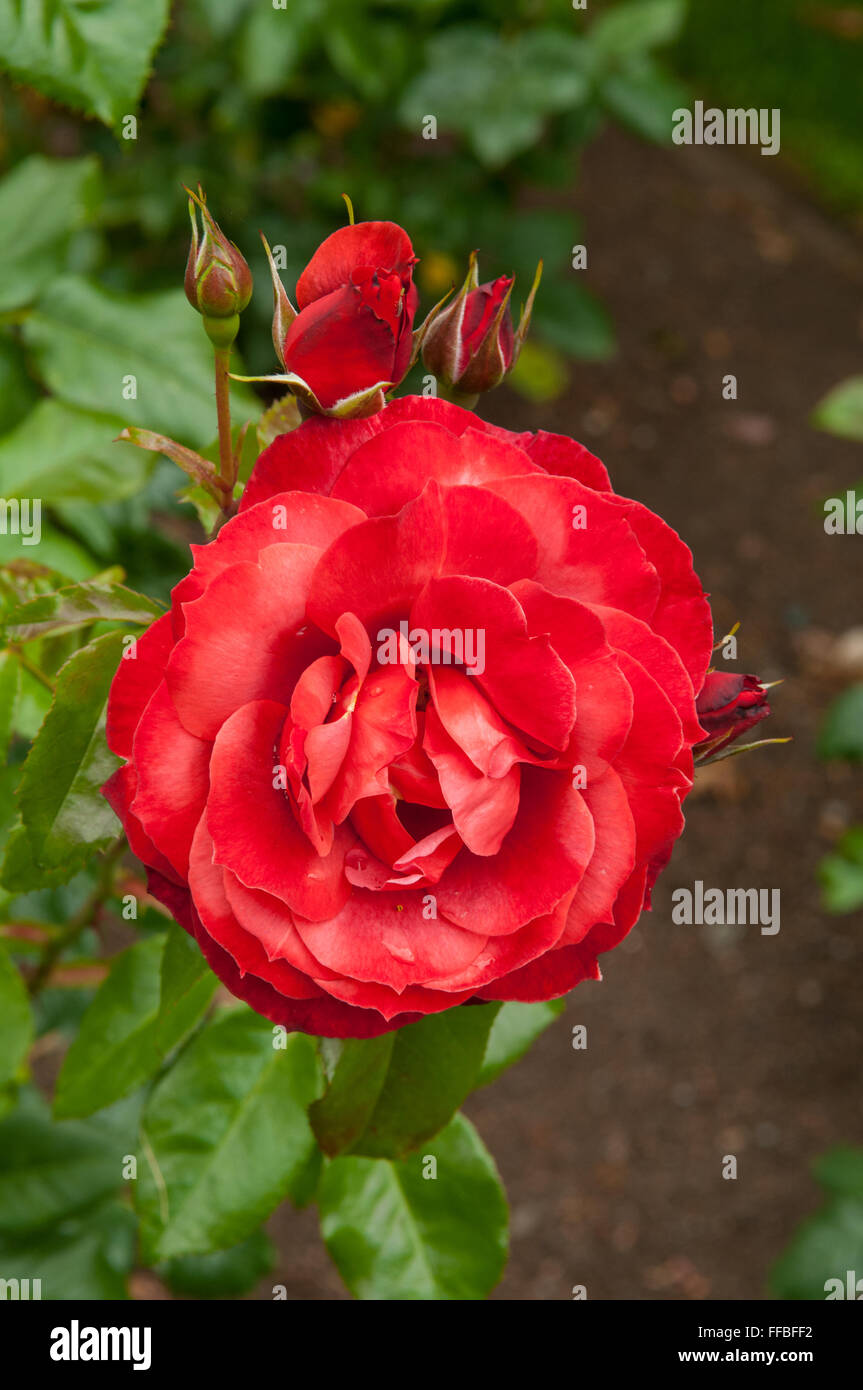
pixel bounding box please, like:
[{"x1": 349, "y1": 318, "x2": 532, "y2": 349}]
[
  {"x1": 104, "y1": 396, "x2": 714, "y2": 1038},
  {"x1": 277, "y1": 221, "x2": 418, "y2": 417}
]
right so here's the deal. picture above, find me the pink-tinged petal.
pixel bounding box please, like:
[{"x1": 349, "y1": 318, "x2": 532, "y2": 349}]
[
  {"x1": 428, "y1": 666, "x2": 537, "y2": 778},
  {"x1": 167, "y1": 544, "x2": 331, "y2": 741},
  {"x1": 335, "y1": 611, "x2": 372, "y2": 685},
  {"x1": 589, "y1": 603, "x2": 704, "y2": 744},
  {"x1": 411, "y1": 575, "x2": 576, "y2": 752},
  {"x1": 303, "y1": 716, "x2": 353, "y2": 806},
  {"x1": 289, "y1": 655, "x2": 347, "y2": 731},
  {"x1": 560, "y1": 769, "x2": 636, "y2": 946},
  {"x1": 207, "y1": 698, "x2": 352, "y2": 920},
  {"x1": 293, "y1": 890, "x2": 487, "y2": 992},
  {"x1": 435, "y1": 767, "x2": 595, "y2": 935},
  {"x1": 388, "y1": 727, "x2": 449, "y2": 809},
  {"x1": 520, "y1": 429, "x2": 611, "y2": 491},
  {"x1": 349, "y1": 792, "x2": 414, "y2": 868},
  {"x1": 511, "y1": 581, "x2": 634, "y2": 777},
  {"x1": 424, "y1": 702, "x2": 520, "y2": 856},
  {"x1": 308, "y1": 482, "x2": 447, "y2": 638},
  {"x1": 189, "y1": 818, "x2": 319, "y2": 998},
  {"x1": 488, "y1": 474, "x2": 660, "y2": 620},
  {"x1": 106, "y1": 613, "x2": 174, "y2": 758},
  {"x1": 331, "y1": 421, "x2": 539, "y2": 517},
  {"x1": 130, "y1": 682, "x2": 210, "y2": 878},
  {"x1": 325, "y1": 663, "x2": 418, "y2": 822},
  {"x1": 390, "y1": 822, "x2": 463, "y2": 884},
  {"x1": 296, "y1": 222, "x2": 416, "y2": 306}
]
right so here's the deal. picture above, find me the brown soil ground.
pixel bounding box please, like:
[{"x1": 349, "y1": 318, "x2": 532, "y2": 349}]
[{"x1": 262, "y1": 126, "x2": 863, "y2": 1301}]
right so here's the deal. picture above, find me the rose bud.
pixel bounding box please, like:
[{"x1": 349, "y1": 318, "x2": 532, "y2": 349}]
[
  {"x1": 694, "y1": 672, "x2": 772, "y2": 761},
  {"x1": 421, "y1": 251, "x2": 541, "y2": 401},
  {"x1": 184, "y1": 186, "x2": 253, "y2": 349},
  {"x1": 260, "y1": 220, "x2": 418, "y2": 418}
]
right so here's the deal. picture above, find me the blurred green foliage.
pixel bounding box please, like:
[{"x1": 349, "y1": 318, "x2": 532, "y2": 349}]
[
  {"x1": 772, "y1": 1148, "x2": 863, "y2": 1299},
  {"x1": 677, "y1": 0, "x2": 863, "y2": 213}
]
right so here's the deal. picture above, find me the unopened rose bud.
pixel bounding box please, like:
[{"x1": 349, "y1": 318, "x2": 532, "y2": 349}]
[
  {"x1": 184, "y1": 186, "x2": 253, "y2": 349},
  {"x1": 421, "y1": 251, "x2": 541, "y2": 400},
  {"x1": 694, "y1": 672, "x2": 772, "y2": 760}
]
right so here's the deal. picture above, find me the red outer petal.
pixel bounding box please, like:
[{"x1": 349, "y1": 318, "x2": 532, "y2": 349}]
[
  {"x1": 168, "y1": 544, "x2": 329, "y2": 741},
  {"x1": 105, "y1": 612, "x2": 174, "y2": 758},
  {"x1": 520, "y1": 429, "x2": 611, "y2": 492},
  {"x1": 330, "y1": 421, "x2": 540, "y2": 517},
  {"x1": 488, "y1": 474, "x2": 661, "y2": 619},
  {"x1": 130, "y1": 682, "x2": 210, "y2": 878}
]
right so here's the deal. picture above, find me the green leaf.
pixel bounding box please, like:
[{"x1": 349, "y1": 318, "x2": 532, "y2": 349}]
[
  {"x1": 5, "y1": 631, "x2": 124, "y2": 889},
  {"x1": 350, "y1": 1003, "x2": 500, "y2": 1160},
  {"x1": 819, "y1": 827, "x2": 863, "y2": 914},
  {"x1": 0, "y1": 155, "x2": 100, "y2": 313},
  {"x1": 136, "y1": 1008, "x2": 322, "y2": 1262},
  {"x1": 0, "y1": 650, "x2": 21, "y2": 759},
  {"x1": 601, "y1": 63, "x2": 690, "y2": 144},
  {"x1": 155, "y1": 922, "x2": 216, "y2": 1050},
  {"x1": 478, "y1": 999, "x2": 565, "y2": 1088},
  {"x1": 0, "y1": 948, "x2": 33, "y2": 1088},
  {"x1": 310, "y1": 1035, "x2": 395, "y2": 1157},
  {"x1": 54, "y1": 929, "x2": 216, "y2": 1119},
  {"x1": 0, "y1": 1087, "x2": 140, "y2": 1235},
  {"x1": 256, "y1": 394, "x2": 302, "y2": 452},
  {"x1": 817, "y1": 685, "x2": 863, "y2": 761},
  {"x1": 813, "y1": 376, "x2": 863, "y2": 442},
  {"x1": 0, "y1": 337, "x2": 40, "y2": 433},
  {"x1": 815, "y1": 1146, "x2": 863, "y2": 1200},
  {"x1": 239, "y1": 0, "x2": 322, "y2": 97},
  {"x1": 590, "y1": 0, "x2": 686, "y2": 61},
  {"x1": 0, "y1": 517, "x2": 96, "y2": 580},
  {"x1": 0, "y1": 400, "x2": 150, "y2": 504},
  {"x1": 4, "y1": 580, "x2": 164, "y2": 643},
  {"x1": 771, "y1": 1148, "x2": 863, "y2": 1300},
  {"x1": 158, "y1": 1228, "x2": 275, "y2": 1298},
  {"x1": 0, "y1": 1199, "x2": 136, "y2": 1299},
  {"x1": 21, "y1": 277, "x2": 257, "y2": 449},
  {"x1": 400, "y1": 27, "x2": 589, "y2": 167},
  {"x1": 0, "y1": 0, "x2": 171, "y2": 126},
  {"x1": 319, "y1": 1112, "x2": 508, "y2": 1300}
]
